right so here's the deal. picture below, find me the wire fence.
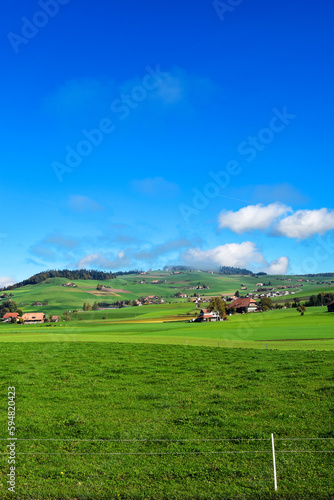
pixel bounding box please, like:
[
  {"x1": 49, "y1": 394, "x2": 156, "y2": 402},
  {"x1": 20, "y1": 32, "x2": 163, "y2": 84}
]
[{"x1": 2, "y1": 435, "x2": 334, "y2": 492}]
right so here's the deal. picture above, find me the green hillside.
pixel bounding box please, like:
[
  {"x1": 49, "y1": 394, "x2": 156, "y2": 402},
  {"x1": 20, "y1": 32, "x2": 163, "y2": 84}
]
[{"x1": 1, "y1": 271, "x2": 334, "y2": 315}]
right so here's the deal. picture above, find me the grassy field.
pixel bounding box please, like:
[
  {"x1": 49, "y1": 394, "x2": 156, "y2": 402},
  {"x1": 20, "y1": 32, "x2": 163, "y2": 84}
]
[
  {"x1": 1, "y1": 287, "x2": 333, "y2": 498},
  {"x1": 0, "y1": 343, "x2": 333, "y2": 499},
  {"x1": 0, "y1": 306, "x2": 333, "y2": 351},
  {"x1": 2, "y1": 273, "x2": 334, "y2": 315}
]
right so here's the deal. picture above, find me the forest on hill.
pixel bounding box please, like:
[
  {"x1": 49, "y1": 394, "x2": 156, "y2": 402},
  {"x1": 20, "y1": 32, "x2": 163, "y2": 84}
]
[
  {"x1": 0, "y1": 269, "x2": 117, "y2": 291},
  {"x1": 164, "y1": 265, "x2": 257, "y2": 275}
]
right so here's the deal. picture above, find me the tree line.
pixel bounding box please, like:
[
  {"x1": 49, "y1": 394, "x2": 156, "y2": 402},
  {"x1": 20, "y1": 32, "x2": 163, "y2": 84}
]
[
  {"x1": 0, "y1": 269, "x2": 117, "y2": 291},
  {"x1": 219, "y1": 266, "x2": 257, "y2": 276},
  {"x1": 304, "y1": 293, "x2": 334, "y2": 307}
]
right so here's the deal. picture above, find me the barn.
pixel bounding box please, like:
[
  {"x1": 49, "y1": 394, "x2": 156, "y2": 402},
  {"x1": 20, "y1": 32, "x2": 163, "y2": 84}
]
[{"x1": 22, "y1": 313, "x2": 46, "y2": 324}]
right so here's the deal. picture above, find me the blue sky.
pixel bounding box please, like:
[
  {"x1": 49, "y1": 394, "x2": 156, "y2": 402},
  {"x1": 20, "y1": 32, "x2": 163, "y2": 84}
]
[{"x1": 1, "y1": 0, "x2": 334, "y2": 285}]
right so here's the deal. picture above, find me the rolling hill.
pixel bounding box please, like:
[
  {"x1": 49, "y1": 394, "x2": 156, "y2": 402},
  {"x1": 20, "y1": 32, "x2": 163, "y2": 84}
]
[{"x1": 1, "y1": 270, "x2": 334, "y2": 316}]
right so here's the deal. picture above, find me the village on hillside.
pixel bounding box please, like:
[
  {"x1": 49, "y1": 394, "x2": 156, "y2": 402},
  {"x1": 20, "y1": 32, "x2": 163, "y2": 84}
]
[{"x1": 1, "y1": 272, "x2": 334, "y2": 324}]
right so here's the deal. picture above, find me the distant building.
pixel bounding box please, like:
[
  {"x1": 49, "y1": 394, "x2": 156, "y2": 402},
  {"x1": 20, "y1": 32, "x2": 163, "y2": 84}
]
[
  {"x1": 2, "y1": 312, "x2": 20, "y2": 323},
  {"x1": 51, "y1": 316, "x2": 60, "y2": 322},
  {"x1": 143, "y1": 295, "x2": 158, "y2": 303},
  {"x1": 227, "y1": 298, "x2": 257, "y2": 314},
  {"x1": 197, "y1": 308, "x2": 221, "y2": 322},
  {"x1": 327, "y1": 300, "x2": 334, "y2": 313},
  {"x1": 22, "y1": 313, "x2": 45, "y2": 324}
]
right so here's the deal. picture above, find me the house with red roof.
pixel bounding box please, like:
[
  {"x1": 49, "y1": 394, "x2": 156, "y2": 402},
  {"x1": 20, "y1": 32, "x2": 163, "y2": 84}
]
[
  {"x1": 22, "y1": 313, "x2": 45, "y2": 324},
  {"x1": 198, "y1": 308, "x2": 221, "y2": 322},
  {"x1": 227, "y1": 298, "x2": 257, "y2": 314},
  {"x1": 2, "y1": 312, "x2": 20, "y2": 323}
]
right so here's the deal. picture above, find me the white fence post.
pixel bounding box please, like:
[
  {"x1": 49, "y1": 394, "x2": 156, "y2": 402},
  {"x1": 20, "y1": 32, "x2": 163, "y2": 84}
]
[{"x1": 271, "y1": 433, "x2": 278, "y2": 491}]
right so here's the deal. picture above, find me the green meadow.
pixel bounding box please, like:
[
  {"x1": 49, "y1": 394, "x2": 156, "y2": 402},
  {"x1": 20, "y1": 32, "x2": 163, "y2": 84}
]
[
  {"x1": 0, "y1": 343, "x2": 333, "y2": 499},
  {"x1": 1, "y1": 306, "x2": 333, "y2": 351},
  {"x1": 1, "y1": 276, "x2": 333, "y2": 498}
]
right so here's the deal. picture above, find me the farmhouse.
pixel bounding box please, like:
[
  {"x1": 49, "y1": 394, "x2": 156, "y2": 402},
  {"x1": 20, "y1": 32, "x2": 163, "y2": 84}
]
[
  {"x1": 144, "y1": 295, "x2": 158, "y2": 303},
  {"x1": 2, "y1": 312, "x2": 20, "y2": 323},
  {"x1": 22, "y1": 313, "x2": 46, "y2": 324},
  {"x1": 51, "y1": 316, "x2": 60, "y2": 322},
  {"x1": 198, "y1": 308, "x2": 221, "y2": 322},
  {"x1": 227, "y1": 298, "x2": 257, "y2": 314},
  {"x1": 327, "y1": 300, "x2": 334, "y2": 313}
]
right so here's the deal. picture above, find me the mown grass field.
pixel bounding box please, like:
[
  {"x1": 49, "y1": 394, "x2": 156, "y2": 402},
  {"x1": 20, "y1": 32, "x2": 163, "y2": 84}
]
[
  {"x1": 0, "y1": 343, "x2": 333, "y2": 499},
  {"x1": 0, "y1": 306, "x2": 333, "y2": 351}
]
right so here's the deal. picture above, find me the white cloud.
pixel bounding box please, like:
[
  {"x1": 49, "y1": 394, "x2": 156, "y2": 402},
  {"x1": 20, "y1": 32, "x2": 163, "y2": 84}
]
[
  {"x1": 265, "y1": 256, "x2": 289, "y2": 275},
  {"x1": 0, "y1": 276, "x2": 15, "y2": 288},
  {"x1": 150, "y1": 68, "x2": 219, "y2": 105},
  {"x1": 68, "y1": 195, "x2": 104, "y2": 212},
  {"x1": 218, "y1": 203, "x2": 291, "y2": 233},
  {"x1": 183, "y1": 241, "x2": 289, "y2": 275},
  {"x1": 155, "y1": 74, "x2": 185, "y2": 104},
  {"x1": 77, "y1": 251, "x2": 129, "y2": 270},
  {"x1": 275, "y1": 209, "x2": 334, "y2": 239},
  {"x1": 184, "y1": 242, "x2": 265, "y2": 269}
]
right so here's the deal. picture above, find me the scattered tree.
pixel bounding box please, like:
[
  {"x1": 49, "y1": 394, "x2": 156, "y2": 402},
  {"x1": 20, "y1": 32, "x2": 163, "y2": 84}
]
[
  {"x1": 258, "y1": 297, "x2": 273, "y2": 311},
  {"x1": 207, "y1": 297, "x2": 226, "y2": 318},
  {"x1": 297, "y1": 305, "x2": 307, "y2": 316}
]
